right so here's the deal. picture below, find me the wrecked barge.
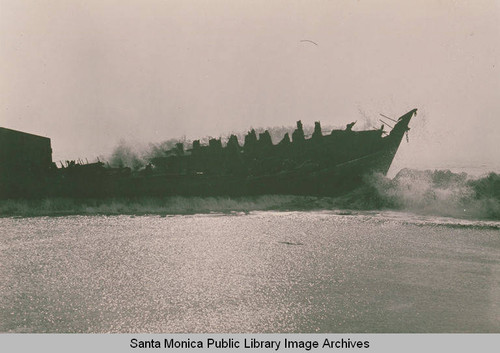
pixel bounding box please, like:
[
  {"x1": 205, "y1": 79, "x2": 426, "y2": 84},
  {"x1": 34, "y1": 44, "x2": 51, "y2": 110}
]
[{"x1": 0, "y1": 109, "x2": 416, "y2": 198}]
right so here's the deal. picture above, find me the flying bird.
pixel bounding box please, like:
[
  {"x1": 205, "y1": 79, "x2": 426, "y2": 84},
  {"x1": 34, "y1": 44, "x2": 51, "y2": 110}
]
[{"x1": 300, "y1": 39, "x2": 318, "y2": 46}]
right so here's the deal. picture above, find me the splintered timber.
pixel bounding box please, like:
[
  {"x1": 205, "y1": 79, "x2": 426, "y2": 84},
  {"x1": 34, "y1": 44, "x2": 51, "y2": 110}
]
[
  {"x1": 129, "y1": 337, "x2": 370, "y2": 350},
  {"x1": 1, "y1": 109, "x2": 416, "y2": 198}
]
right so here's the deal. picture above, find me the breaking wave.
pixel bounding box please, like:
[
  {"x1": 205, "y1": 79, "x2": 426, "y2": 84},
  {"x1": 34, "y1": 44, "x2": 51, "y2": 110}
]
[
  {"x1": 0, "y1": 169, "x2": 499, "y2": 220},
  {"x1": 363, "y1": 169, "x2": 500, "y2": 220}
]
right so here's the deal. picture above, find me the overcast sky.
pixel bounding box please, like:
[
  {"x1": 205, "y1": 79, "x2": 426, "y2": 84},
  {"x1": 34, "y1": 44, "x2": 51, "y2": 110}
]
[{"x1": 1, "y1": 0, "x2": 499, "y2": 174}]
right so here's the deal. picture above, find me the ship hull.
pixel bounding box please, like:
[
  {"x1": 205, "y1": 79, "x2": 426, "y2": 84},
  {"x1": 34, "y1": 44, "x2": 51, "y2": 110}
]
[
  {"x1": 0, "y1": 109, "x2": 416, "y2": 199},
  {"x1": 43, "y1": 134, "x2": 403, "y2": 198}
]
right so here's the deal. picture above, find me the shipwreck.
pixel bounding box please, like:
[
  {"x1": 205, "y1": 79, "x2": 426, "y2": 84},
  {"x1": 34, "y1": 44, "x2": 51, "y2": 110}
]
[{"x1": 0, "y1": 109, "x2": 417, "y2": 198}]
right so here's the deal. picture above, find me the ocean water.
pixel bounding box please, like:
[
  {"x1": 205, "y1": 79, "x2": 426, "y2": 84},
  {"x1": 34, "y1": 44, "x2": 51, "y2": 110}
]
[
  {"x1": 1, "y1": 211, "x2": 499, "y2": 333},
  {"x1": 0, "y1": 169, "x2": 499, "y2": 333}
]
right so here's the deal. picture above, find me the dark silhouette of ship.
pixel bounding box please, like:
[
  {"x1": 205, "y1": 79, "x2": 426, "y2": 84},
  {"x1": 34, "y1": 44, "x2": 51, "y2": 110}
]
[{"x1": 0, "y1": 109, "x2": 416, "y2": 198}]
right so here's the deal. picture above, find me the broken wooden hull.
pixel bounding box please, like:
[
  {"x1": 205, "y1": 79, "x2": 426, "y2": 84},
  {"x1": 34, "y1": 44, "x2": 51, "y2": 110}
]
[{"x1": 0, "y1": 109, "x2": 416, "y2": 198}]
